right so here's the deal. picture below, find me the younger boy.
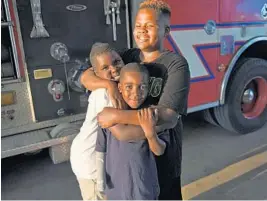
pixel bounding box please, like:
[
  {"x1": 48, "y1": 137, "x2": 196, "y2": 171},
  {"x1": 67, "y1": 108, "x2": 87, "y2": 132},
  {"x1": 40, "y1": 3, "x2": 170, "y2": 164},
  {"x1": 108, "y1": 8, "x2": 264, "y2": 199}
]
[
  {"x1": 95, "y1": 63, "x2": 169, "y2": 200},
  {"x1": 70, "y1": 42, "x2": 124, "y2": 200}
]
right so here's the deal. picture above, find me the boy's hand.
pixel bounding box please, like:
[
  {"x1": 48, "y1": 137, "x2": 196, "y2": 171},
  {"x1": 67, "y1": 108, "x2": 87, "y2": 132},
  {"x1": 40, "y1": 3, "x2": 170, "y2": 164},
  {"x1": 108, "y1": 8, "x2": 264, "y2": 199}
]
[
  {"x1": 138, "y1": 108, "x2": 158, "y2": 139},
  {"x1": 107, "y1": 82, "x2": 127, "y2": 109},
  {"x1": 97, "y1": 107, "x2": 118, "y2": 128}
]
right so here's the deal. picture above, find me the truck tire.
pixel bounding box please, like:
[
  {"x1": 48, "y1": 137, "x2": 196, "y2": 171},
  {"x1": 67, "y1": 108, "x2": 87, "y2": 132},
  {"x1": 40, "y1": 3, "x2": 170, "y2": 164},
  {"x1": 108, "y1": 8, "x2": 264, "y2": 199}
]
[
  {"x1": 24, "y1": 149, "x2": 43, "y2": 156},
  {"x1": 1, "y1": 44, "x2": 10, "y2": 62},
  {"x1": 214, "y1": 58, "x2": 267, "y2": 134},
  {"x1": 50, "y1": 123, "x2": 80, "y2": 138},
  {"x1": 203, "y1": 109, "x2": 219, "y2": 126}
]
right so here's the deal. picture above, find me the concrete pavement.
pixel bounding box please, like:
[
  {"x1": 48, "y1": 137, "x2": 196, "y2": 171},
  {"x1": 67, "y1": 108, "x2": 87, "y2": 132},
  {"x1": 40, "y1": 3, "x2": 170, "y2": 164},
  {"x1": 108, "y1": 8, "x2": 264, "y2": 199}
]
[{"x1": 2, "y1": 114, "x2": 267, "y2": 200}]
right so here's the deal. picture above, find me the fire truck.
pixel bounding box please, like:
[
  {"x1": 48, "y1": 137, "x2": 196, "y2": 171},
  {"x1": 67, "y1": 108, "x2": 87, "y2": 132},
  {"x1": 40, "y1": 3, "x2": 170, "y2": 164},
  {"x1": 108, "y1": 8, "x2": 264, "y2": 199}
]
[{"x1": 1, "y1": 0, "x2": 267, "y2": 163}]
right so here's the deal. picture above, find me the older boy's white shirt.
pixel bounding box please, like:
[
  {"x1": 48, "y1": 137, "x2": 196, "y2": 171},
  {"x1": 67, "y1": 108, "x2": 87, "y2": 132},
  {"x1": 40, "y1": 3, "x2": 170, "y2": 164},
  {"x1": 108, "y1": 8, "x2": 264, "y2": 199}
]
[{"x1": 70, "y1": 88, "x2": 112, "y2": 179}]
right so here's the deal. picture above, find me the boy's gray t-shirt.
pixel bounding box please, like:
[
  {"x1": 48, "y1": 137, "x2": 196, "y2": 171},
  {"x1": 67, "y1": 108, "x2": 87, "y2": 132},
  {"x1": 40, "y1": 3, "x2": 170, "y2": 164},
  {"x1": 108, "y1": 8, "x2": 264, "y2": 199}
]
[{"x1": 95, "y1": 128, "x2": 169, "y2": 200}]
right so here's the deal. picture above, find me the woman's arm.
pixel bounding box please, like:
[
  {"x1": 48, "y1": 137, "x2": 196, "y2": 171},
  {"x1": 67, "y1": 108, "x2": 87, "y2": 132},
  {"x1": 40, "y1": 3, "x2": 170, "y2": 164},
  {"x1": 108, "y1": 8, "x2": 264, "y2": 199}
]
[
  {"x1": 104, "y1": 107, "x2": 176, "y2": 143},
  {"x1": 97, "y1": 55, "x2": 190, "y2": 127},
  {"x1": 97, "y1": 55, "x2": 190, "y2": 141},
  {"x1": 97, "y1": 107, "x2": 179, "y2": 130}
]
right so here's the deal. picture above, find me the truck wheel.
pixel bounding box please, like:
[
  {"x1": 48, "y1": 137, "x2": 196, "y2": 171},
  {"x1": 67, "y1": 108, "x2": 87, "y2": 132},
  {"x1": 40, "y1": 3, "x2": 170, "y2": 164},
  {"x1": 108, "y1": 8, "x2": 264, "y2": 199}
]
[
  {"x1": 50, "y1": 123, "x2": 80, "y2": 138},
  {"x1": 214, "y1": 58, "x2": 267, "y2": 134},
  {"x1": 203, "y1": 109, "x2": 219, "y2": 126},
  {"x1": 24, "y1": 149, "x2": 43, "y2": 156},
  {"x1": 1, "y1": 44, "x2": 10, "y2": 62}
]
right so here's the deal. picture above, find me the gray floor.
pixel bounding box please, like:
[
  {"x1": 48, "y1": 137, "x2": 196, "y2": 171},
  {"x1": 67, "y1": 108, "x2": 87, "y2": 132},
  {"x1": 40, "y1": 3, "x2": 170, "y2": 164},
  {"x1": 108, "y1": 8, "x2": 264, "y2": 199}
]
[{"x1": 2, "y1": 113, "x2": 267, "y2": 200}]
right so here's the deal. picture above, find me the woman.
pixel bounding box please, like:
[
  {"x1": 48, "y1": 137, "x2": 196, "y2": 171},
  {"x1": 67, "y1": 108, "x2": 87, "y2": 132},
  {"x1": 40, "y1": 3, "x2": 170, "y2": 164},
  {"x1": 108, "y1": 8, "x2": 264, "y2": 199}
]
[{"x1": 81, "y1": 0, "x2": 190, "y2": 199}]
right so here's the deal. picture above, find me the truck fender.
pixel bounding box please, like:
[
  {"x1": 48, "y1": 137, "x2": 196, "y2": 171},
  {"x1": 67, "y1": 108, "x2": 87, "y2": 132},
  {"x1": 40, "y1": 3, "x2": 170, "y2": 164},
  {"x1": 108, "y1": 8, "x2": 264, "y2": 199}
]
[{"x1": 220, "y1": 36, "x2": 267, "y2": 105}]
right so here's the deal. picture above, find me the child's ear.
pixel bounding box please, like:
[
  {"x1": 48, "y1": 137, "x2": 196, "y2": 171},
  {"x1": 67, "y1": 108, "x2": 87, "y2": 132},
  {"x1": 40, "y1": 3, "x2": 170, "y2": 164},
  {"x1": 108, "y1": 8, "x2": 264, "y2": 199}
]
[
  {"x1": 164, "y1": 25, "x2": 170, "y2": 37},
  {"x1": 118, "y1": 83, "x2": 122, "y2": 93}
]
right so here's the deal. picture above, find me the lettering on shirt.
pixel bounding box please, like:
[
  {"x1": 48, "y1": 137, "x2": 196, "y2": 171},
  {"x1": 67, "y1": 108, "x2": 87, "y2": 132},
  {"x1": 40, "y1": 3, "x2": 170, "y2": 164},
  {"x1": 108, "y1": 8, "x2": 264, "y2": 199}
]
[{"x1": 149, "y1": 77, "x2": 163, "y2": 98}]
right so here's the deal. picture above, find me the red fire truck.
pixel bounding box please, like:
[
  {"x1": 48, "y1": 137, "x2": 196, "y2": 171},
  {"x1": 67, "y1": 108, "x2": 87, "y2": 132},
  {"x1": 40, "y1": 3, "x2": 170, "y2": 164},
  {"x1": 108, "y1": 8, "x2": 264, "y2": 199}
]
[{"x1": 1, "y1": 0, "x2": 267, "y2": 163}]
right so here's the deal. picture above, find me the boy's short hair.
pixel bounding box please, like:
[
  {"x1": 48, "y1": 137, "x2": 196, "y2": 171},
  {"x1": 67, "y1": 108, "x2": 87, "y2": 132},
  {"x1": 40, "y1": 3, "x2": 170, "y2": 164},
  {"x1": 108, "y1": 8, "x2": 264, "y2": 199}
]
[
  {"x1": 89, "y1": 42, "x2": 115, "y2": 69},
  {"x1": 139, "y1": 0, "x2": 171, "y2": 18},
  {"x1": 119, "y1": 62, "x2": 149, "y2": 82}
]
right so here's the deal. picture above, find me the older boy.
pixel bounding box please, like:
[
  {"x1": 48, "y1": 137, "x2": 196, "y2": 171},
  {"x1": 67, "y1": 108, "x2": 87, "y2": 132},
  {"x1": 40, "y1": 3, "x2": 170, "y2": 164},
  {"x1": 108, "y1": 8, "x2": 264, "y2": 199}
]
[{"x1": 70, "y1": 42, "x2": 124, "y2": 200}]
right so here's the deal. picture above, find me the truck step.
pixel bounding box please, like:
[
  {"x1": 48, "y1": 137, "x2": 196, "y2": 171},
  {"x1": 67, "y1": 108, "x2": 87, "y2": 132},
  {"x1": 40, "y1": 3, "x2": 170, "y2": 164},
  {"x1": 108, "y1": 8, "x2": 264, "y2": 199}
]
[{"x1": 1, "y1": 129, "x2": 76, "y2": 159}]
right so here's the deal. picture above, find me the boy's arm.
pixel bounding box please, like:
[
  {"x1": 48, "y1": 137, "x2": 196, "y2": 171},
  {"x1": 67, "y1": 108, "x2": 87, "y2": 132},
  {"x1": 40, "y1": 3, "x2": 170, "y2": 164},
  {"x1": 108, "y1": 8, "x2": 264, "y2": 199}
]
[
  {"x1": 81, "y1": 69, "x2": 126, "y2": 109},
  {"x1": 95, "y1": 151, "x2": 106, "y2": 192},
  {"x1": 95, "y1": 128, "x2": 107, "y2": 192},
  {"x1": 139, "y1": 108, "x2": 166, "y2": 155},
  {"x1": 80, "y1": 68, "x2": 112, "y2": 91},
  {"x1": 147, "y1": 135, "x2": 166, "y2": 156},
  {"x1": 95, "y1": 128, "x2": 107, "y2": 156}
]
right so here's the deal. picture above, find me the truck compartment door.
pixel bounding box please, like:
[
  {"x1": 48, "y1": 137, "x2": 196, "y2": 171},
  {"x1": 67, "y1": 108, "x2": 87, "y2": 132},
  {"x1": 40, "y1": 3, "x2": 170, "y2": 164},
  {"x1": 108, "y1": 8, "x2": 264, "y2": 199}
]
[{"x1": 16, "y1": 0, "x2": 130, "y2": 121}]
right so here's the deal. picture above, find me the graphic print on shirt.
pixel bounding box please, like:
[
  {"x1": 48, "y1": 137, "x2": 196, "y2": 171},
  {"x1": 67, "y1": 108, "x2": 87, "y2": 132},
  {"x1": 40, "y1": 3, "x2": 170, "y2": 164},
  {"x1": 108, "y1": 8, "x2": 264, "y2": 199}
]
[{"x1": 149, "y1": 77, "x2": 163, "y2": 98}]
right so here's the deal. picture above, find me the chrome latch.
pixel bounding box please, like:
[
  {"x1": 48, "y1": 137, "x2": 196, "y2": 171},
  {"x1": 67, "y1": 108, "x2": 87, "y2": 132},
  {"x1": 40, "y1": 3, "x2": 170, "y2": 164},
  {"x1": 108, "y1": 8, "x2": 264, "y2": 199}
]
[
  {"x1": 30, "y1": 0, "x2": 49, "y2": 38},
  {"x1": 104, "y1": 0, "x2": 121, "y2": 41},
  {"x1": 48, "y1": 79, "x2": 66, "y2": 102}
]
